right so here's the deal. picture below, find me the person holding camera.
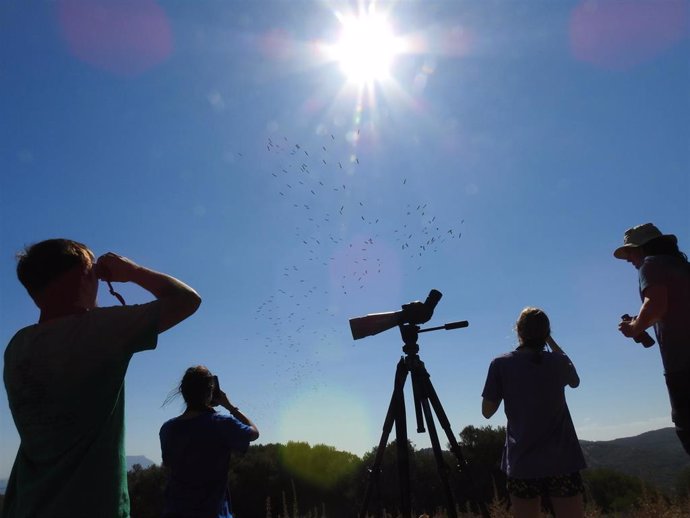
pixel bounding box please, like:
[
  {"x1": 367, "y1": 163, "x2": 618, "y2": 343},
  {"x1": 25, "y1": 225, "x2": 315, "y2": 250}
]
[
  {"x1": 160, "y1": 366, "x2": 259, "y2": 518},
  {"x1": 482, "y1": 307, "x2": 586, "y2": 518},
  {"x1": 3, "y1": 239, "x2": 201, "y2": 518},
  {"x1": 614, "y1": 222, "x2": 690, "y2": 455}
]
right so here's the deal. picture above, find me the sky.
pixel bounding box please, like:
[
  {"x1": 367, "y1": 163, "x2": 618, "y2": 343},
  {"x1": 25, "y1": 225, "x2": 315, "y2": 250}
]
[{"x1": 0, "y1": 0, "x2": 688, "y2": 479}]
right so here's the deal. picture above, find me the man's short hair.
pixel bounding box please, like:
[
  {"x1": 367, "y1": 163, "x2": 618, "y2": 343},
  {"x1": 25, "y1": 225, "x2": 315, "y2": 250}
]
[{"x1": 17, "y1": 239, "x2": 94, "y2": 300}]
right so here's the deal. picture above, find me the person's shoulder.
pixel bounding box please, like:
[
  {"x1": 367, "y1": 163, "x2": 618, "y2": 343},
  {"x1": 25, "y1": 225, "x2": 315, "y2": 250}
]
[
  {"x1": 544, "y1": 350, "x2": 570, "y2": 362},
  {"x1": 5, "y1": 323, "x2": 41, "y2": 359},
  {"x1": 491, "y1": 351, "x2": 516, "y2": 364},
  {"x1": 89, "y1": 301, "x2": 159, "y2": 318},
  {"x1": 210, "y1": 411, "x2": 239, "y2": 424},
  {"x1": 641, "y1": 255, "x2": 687, "y2": 279},
  {"x1": 160, "y1": 416, "x2": 178, "y2": 430},
  {"x1": 84, "y1": 303, "x2": 161, "y2": 335},
  {"x1": 6, "y1": 323, "x2": 36, "y2": 345},
  {"x1": 160, "y1": 415, "x2": 188, "y2": 435}
]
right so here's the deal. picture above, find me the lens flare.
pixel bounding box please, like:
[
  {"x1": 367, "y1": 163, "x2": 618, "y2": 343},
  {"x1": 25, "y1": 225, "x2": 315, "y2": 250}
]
[
  {"x1": 57, "y1": 0, "x2": 172, "y2": 76},
  {"x1": 276, "y1": 388, "x2": 373, "y2": 462}
]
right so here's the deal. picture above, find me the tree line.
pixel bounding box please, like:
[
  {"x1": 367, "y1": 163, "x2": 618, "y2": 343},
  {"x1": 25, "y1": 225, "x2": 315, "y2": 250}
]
[
  {"x1": 2, "y1": 425, "x2": 688, "y2": 517},
  {"x1": 125, "y1": 425, "x2": 690, "y2": 517}
]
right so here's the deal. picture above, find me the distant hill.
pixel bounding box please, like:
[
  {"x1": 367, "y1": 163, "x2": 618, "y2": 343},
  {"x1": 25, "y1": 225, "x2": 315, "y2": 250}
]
[{"x1": 580, "y1": 427, "x2": 690, "y2": 491}]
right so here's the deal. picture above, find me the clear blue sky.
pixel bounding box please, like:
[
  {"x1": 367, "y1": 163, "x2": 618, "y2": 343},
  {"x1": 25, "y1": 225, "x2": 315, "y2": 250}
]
[{"x1": 1, "y1": 0, "x2": 688, "y2": 479}]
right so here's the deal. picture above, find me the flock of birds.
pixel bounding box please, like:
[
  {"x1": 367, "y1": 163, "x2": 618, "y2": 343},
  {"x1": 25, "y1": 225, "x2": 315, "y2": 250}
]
[{"x1": 236, "y1": 129, "x2": 466, "y2": 396}]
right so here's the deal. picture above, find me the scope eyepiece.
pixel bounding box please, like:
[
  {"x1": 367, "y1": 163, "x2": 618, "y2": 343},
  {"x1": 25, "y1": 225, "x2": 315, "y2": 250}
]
[{"x1": 425, "y1": 289, "x2": 442, "y2": 310}]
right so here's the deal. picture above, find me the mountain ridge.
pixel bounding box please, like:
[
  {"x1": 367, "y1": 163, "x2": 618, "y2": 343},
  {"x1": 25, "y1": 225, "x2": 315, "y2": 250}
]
[{"x1": 579, "y1": 427, "x2": 689, "y2": 491}]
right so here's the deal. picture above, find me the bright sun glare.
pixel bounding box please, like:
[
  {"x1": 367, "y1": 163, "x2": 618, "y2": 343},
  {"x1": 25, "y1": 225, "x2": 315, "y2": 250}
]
[{"x1": 331, "y1": 13, "x2": 402, "y2": 84}]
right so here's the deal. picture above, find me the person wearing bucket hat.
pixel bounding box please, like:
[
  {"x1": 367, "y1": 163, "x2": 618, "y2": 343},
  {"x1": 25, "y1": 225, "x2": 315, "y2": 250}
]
[{"x1": 614, "y1": 223, "x2": 690, "y2": 455}]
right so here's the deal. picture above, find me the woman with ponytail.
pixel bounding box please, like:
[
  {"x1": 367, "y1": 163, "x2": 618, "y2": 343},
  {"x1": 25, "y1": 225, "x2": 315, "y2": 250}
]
[
  {"x1": 160, "y1": 366, "x2": 259, "y2": 518},
  {"x1": 481, "y1": 308, "x2": 586, "y2": 518}
]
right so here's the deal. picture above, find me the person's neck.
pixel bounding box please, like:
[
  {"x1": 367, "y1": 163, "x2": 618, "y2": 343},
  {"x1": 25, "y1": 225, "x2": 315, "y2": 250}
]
[
  {"x1": 516, "y1": 344, "x2": 543, "y2": 352},
  {"x1": 39, "y1": 304, "x2": 89, "y2": 323},
  {"x1": 181, "y1": 406, "x2": 213, "y2": 418}
]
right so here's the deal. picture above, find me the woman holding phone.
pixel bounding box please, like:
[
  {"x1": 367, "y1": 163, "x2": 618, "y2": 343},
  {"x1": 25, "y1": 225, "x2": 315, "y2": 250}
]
[
  {"x1": 160, "y1": 365, "x2": 259, "y2": 518},
  {"x1": 481, "y1": 308, "x2": 586, "y2": 518}
]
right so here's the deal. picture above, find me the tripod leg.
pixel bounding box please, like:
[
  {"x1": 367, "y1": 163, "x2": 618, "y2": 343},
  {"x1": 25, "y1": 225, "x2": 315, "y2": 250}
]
[
  {"x1": 413, "y1": 371, "x2": 458, "y2": 518},
  {"x1": 395, "y1": 380, "x2": 411, "y2": 518},
  {"x1": 425, "y1": 377, "x2": 491, "y2": 518},
  {"x1": 359, "y1": 358, "x2": 409, "y2": 518},
  {"x1": 410, "y1": 365, "x2": 426, "y2": 433}
]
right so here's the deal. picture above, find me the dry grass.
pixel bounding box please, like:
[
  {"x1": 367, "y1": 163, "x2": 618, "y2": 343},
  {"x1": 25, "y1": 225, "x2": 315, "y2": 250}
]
[{"x1": 266, "y1": 490, "x2": 690, "y2": 518}]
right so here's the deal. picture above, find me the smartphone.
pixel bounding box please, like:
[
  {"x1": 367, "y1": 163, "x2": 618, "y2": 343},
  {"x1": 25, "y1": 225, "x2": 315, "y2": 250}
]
[{"x1": 212, "y1": 375, "x2": 221, "y2": 402}]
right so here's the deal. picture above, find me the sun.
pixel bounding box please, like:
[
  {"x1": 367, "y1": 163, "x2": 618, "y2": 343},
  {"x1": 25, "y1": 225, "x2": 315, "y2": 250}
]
[{"x1": 329, "y1": 12, "x2": 403, "y2": 85}]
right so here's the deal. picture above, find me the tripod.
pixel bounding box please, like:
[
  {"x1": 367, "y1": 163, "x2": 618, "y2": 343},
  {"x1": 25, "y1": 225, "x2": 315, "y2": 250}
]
[{"x1": 359, "y1": 322, "x2": 489, "y2": 518}]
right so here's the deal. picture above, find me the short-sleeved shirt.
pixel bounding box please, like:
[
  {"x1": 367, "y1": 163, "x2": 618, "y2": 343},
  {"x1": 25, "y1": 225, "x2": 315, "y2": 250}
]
[
  {"x1": 482, "y1": 350, "x2": 586, "y2": 479},
  {"x1": 159, "y1": 411, "x2": 255, "y2": 518},
  {"x1": 3, "y1": 302, "x2": 160, "y2": 518},
  {"x1": 638, "y1": 255, "x2": 690, "y2": 374}
]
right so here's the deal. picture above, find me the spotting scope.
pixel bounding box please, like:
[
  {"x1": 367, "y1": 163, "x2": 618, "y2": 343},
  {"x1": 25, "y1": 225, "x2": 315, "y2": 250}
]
[{"x1": 349, "y1": 289, "x2": 443, "y2": 340}]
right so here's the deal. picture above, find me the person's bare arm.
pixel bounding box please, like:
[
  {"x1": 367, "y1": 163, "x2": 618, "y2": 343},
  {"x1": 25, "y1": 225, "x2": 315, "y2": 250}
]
[
  {"x1": 618, "y1": 284, "x2": 667, "y2": 338},
  {"x1": 214, "y1": 390, "x2": 260, "y2": 441},
  {"x1": 546, "y1": 335, "x2": 564, "y2": 354},
  {"x1": 96, "y1": 253, "x2": 201, "y2": 333},
  {"x1": 546, "y1": 335, "x2": 580, "y2": 388}
]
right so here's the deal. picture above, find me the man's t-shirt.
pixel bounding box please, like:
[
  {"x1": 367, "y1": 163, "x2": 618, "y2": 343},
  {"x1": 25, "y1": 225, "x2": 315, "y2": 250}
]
[
  {"x1": 639, "y1": 255, "x2": 690, "y2": 374},
  {"x1": 482, "y1": 350, "x2": 586, "y2": 479},
  {"x1": 3, "y1": 302, "x2": 159, "y2": 518},
  {"x1": 159, "y1": 411, "x2": 255, "y2": 518}
]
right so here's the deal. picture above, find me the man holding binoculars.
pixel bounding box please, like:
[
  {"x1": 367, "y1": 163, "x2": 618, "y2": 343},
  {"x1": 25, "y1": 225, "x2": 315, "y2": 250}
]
[
  {"x1": 614, "y1": 223, "x2": 690, "y2": 456},
  {"x1": 3, "y1": 239, "x2": 201, "y2": 518}
]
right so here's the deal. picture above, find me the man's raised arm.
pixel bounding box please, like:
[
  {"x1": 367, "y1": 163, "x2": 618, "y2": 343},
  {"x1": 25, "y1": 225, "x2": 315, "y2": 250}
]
[{"x1": 96, "y1": 252, "x2": 201, "y2": 333}]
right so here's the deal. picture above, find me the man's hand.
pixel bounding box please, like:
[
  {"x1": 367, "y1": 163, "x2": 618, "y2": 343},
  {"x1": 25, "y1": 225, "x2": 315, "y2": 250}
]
[
  {"x1": 95, "y1": 253, "x2": 140, "y2": 283},
  {"x1": 618, "y1": 317, "x2": 639, "y2": 338}
]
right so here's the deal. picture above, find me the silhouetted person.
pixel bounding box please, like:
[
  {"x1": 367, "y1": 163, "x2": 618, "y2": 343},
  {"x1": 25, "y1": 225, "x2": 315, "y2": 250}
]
[
  {"x1": 160, "y1": 366, "x2": 259, "y2": 518},
  {"x1": 615, "y1": 223, "x2": 690, "y2": 455},
  {"x1": 3, "y1": 239, "x2": 201, "y2": 518},
  {"x1": 482, "y1": 308, "x2": 586, "y2": 518}
]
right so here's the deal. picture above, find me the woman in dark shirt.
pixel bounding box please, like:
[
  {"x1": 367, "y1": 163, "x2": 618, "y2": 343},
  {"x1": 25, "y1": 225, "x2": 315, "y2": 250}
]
[
  {"x1": 160, "y1": 366, "x2": 259, "y2": 518},
  {"x1": 482, "y1": 308, "x2": 585, "y2": 518}
]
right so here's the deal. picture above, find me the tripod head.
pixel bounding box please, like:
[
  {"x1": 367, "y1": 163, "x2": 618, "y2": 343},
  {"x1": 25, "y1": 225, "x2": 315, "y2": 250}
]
[{"x1": 400, "y1": 319, "x2": 470, "y2": 351}]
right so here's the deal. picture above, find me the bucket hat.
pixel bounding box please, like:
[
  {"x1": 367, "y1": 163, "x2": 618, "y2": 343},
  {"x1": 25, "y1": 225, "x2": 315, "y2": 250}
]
[{"x1": 613, "y1": 223, "x2": 677, "y2": 259}]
